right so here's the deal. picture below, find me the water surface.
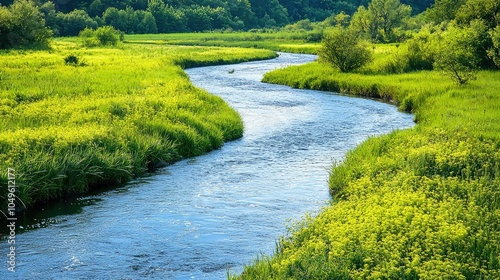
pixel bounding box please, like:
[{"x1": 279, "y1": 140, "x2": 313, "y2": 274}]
[{"x1": 1, "y1": 53, "x2": 414, "y2": 279}]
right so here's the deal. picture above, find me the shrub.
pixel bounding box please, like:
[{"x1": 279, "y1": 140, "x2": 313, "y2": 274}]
[
  {"x1": 488, "y1": 26, "x2": 500, "y2": 68},
  {"x1": 319, "y1": 27, "x2": 372, "y2": 72},
  {"x1": 433, "y1": 22, "x2": 484, "y2": 85},
  {"x1": 79, "y1": 26, "x2": 123, "y2": 47},
  {"x1": 0, "y1": 0, "x2": 52, "y2": 49}
]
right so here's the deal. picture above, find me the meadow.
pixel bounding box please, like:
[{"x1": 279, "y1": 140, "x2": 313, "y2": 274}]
[
  {"x1": 0, "y1": 38, "x2": 276, "y2": 210},
  {"x1": 230, "y1": 43, "x2": 500, "y2": 278},
  {"x1": 124, "y1": 32, "x2": 321, "y2": 54}
]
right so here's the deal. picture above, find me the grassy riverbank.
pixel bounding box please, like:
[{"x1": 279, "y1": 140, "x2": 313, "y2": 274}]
[
  {"x1": 233, "y1": 46, "x2": 500, "y2": 278},
  {"x1": 125, "y1": 32, "x2": 320, "y2": 54},
  {"x1": 0, "y1": 39, "x2": 276, "y2": 211}
]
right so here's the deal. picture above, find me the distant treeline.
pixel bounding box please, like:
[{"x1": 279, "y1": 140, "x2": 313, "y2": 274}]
[{"x1": 0, "y1": 0, "x2": 434, "y2": 36}]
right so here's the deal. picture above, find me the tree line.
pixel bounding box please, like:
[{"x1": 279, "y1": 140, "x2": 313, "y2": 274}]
[
  {"x1": 318, "y1": 0, "x2": 500, "y2": 85},
  {"x1": 0, "y1": 0, "x2": 434, "y2": 38}
]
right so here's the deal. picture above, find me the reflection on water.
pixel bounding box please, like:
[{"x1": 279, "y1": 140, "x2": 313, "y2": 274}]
[{"x1": 0, "y1": 53, "x2": 414, "y2": 279}]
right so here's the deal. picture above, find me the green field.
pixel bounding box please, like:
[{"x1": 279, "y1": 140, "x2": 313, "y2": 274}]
[
  {"x1": 124, "y1": 32, "x2": 321, "y2": 54},
  {"x1": 230, "y1": 41, "x2": 500, "y2": 278},
  {"x1": 0, "y1": 39, "x2": 276, "y2": 209}
]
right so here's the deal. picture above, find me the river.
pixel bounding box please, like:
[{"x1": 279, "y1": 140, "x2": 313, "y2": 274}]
[{"x1": 0, "y1": 53, "x2": 414, "y2": 279}]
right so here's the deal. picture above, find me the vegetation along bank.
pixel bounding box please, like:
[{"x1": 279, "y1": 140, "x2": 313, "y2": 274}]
[
  {"x1": 1, "y1": 0, "x2": 499, "y2": 278},
  {"x1": 232, "y1": 0, "x2": 500, "y2": 278},
  {"x1": 0, "y1": 39, "x2": 276, "y2": 211}
]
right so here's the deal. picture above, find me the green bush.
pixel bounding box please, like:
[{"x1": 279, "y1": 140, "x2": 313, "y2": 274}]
[
  {"x1": 0, "y1": 0, "x2": 52, "y2": 49},
  {"x1": 79, "y1": 26, "x2": 123, "y2": 47},
  {"x1": 319, "y1": 27, "x2": 372, "y2": 72}
]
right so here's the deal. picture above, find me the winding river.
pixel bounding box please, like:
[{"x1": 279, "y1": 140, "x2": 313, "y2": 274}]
[{"x1": 1, "y1": 53, "x2": 414, "y2": 279}]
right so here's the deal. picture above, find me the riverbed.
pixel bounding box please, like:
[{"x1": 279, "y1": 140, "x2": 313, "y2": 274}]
[{"x1": 0, "y1": 53, "x2": 414, "y2": 279}]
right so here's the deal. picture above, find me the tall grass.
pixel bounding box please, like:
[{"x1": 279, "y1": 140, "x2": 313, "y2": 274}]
[
  {"x1": 0, "y1": 40, "x2": 276, "y2": 210},
  {"x1": 125, "y1": 32, "x2": 321, "y2": 54},
  {"x1": 232, "y1": 43, "x2": 500, "y2": 278}
]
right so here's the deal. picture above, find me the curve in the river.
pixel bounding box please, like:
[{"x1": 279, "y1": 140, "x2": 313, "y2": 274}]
[{"x1": 0, "y1": 53, "x2": 414, "y2": 279}]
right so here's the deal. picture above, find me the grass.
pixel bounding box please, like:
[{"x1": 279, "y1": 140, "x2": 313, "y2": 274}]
[
  {"x1": 124, "y1": 32, "x2": 321, "y2": 54},
  {"x1": 0, "y1": 38, "x2": 276, "y2": 210},
  {"x1": 230, "y1": 43, "x2": 500, "y2": 278}
]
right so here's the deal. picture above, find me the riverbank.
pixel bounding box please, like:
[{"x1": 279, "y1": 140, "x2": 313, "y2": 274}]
[
  {"x1": 234, "y1": 49, "x2": 500, "y2": 277},
  {"x1": 0, "y1": 40, "x2": 276, "y2": 212}
]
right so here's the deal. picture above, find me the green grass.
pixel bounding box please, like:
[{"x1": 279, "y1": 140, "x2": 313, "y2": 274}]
[
  {"x1": 232, "y1": 45, "x2": 500, "y2": 278},
  {"x1": 0, "y1": 39, "x2": 276, "y2": 209},
  {"x1": 124, "y1": 32, "x2": 321, "y2": 54}
]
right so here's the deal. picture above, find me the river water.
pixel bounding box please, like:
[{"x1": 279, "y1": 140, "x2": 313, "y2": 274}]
[{"x1": 1, "y1": 53, "x2": 414, "y2": 279}]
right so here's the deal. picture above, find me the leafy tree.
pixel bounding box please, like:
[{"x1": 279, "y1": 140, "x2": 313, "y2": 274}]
[
  {"x1": 0, "y1": 0, "x2": 52, "y2": 48},
  {"x1": 135, "y1": 10, "x2": 157, "y2": 34},
  {"x1": 319, "y1": 27, "x2": 372, "y2": 72},
  {"x1": 488, "y1": 26, "x2": 500, "y2": 68},
  {"x1": 425, "y1": 0, "x2": 466, "y2": 24},
  {"x1": 433, "y1": 22, "x2": 485, "y2": 85},
  {"x1": 183, "y1": 6, "x2": 213, "y2": 31},
  {"x1": 79, "y1": 25, "x2": 122, "y2": 47},
  {"x1": 455, "y1": 0, "x2": 500, "y2": 29},
  {"x1": 39, "y1": 1, "x2": 58, "y2": 35},
  {"x1": 102, "y1": 7, "x2": 127, "y2": 32},
  {"x1": 248, "y1": 0, "x2": 288, "y2": 27},
  {"x1": 350, "y1": 0, "x2": 411, "y2": 42},
  {"x1": 334, "y1": 11, "x2": 350, "y2": 28},
  {"x1": 56, "y1": 9, "x2": 97, "y2": 36},
  {"x1": 88, "y1": 0, "x2": 104, "y2": 17},
  {"x1": 147, "y1": 0, "x2": 186, "y2": 33}
]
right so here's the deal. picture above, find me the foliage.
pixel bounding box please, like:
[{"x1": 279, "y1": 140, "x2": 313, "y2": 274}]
[
  {"x1": 0, "y1": 0, "x2": 435, "y2": 37},
  {"x1": 319, "y1": 27, "x2": 372, "y2": 72},
  {"x1": 425, "y1": 0, "x2": 466, "y2": 24},
  {"x1": 235, "y1": 41, "x2": 500, "y2": 279},
  {"x1": 56, "y1": 9, "x2": 98, "y2": 36},
  {"x1": 433, "y1": 21, "x2": 489, "y2": 85},
  {"x1": 79, "y1": 26, "x2": 123, "y2": 47},
  {"x1": 0, "y1": 39, "x2": 276, "y2": 210},
  {"x1": 488, "y1": 26, "x2": 500, "y2": 68},
  {"x1": 0, "y1": 0, "x2": 52, "y2": 49},
  {"x1": 350, "y1": 0, "x2": 412, "y2": 42}
]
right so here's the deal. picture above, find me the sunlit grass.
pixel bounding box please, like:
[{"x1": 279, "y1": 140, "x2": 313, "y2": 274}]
[
  {"x1": 0, "y1": 39, "x2": 276, "y2": 208},
  {"x1": 232, "y1": 43, "x2": 500, "y2": 278},
  {"x1": 125, "y1": 32, "x2": 321, "y2": 54}
]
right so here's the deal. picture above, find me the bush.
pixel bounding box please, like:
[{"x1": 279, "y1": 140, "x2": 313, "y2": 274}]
[
  {"x1": 488, "y1": 26, "x2": 500, "y2": 68},
  {"x1": 0, "y1": 0, "x2": 52, "y2": 49},
  {"x1": 433, "y1": 22, "x2": 485, "y2": 85},
  {"x1": 79, "y1": 26, "x2": 123, "y2": 47},
  {"x1": 319, "y1": 27, "x2": 372, "y2": 72}
]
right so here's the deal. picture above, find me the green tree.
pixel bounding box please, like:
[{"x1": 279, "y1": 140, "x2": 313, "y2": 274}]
[
  {"x1": 56, "y1": 9, "x2": 97, "y2": 36},
  {"x1": 147, "y1": 0, "x2": 186, "y2": 33},
  {"x1": 102, "y1": 7, "x2": 127, "y2": 32},
  {"x1": 350, "y1": 0, "x2": 411, "y2": 42},
  {"x1": 79, "y1": 25, "x2": 122, "y2": 47},
  {"x1": 488, "y1": 26, "x2": 500, "y2": 68},
  {"x1": 425, "y1": 0, "x2": 465, "y2": 24},
  {"x1": 319, "y1": 27, "x2": 372, "y2": 72},
  {"x1": 433, "y1": 22, "x2": 486, "y2": 85},
  {"x1": 136, "y1": 10, "x2": 157, "y2": 34},
  {"x1": 0, "y1": 0, "x2": 52, "y2": 48},
  {"x1": 455, "y1": 0, "x2": 500, "y2": 29}
]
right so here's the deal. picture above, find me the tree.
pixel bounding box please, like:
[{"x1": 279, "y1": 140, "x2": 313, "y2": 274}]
[
  {"x1": 0, "y1": 0, "x2": 52, "y2": 48},
  {"x1": 56, "y1": 9, "x2": 98, "y2": 36},
  {"x1": 455, "y1": 0, "x2": 500, "y2": 29},
  {"x1": 319, "y1": 27, "x2": 372, "y2": 72},
  {"x1": 425, "y1": 0, "x2": 466, "y2": 24},
  {"x1": 488, "y1": 26, "x2": 500, "y2": 68},
  {"x1": 350, "y1": 0, "x2": 411, "y2": 42},
  {"x1": 433, "y1": 22, "x2": 485, "y2": 85}
]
